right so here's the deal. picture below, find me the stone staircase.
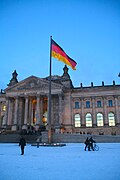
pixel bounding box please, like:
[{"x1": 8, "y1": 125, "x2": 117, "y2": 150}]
[
  {"x1": 52, "y1": 133, "x2": 120, "y2": 143},
  {"x1": 0, "y1": 134, "x2": 38, "y2": 143},
  {"x1": 0, "y1": 132, "x2": 120, "y2": 143}
]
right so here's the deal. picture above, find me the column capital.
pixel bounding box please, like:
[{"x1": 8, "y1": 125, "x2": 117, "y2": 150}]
[
  {"x1": 103, "y1": 96, "x2": 107, "y2": 100},
  {"x1": 36, "y1": 95, "x2": 41, "y2": 99},
  {"x1": 58, "y1": 93, "x2": 64, "y2": 100},
  {"x1": 14, "y1": 95, "x2": 19, "y2": 98},
  {"x1": 24, "y1": 96, "x2": 29, "y2": 99},
  {"x1": 113, "y1": 95, "x2": 118, "y2": 99},
  {"x1": 5, "y1": 96, "x2": 10, "y2": 101}
]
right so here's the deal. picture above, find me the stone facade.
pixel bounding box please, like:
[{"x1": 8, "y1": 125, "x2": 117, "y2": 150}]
[{"x1": 0, "y1": 66, "x2": 120, "y2": 135}]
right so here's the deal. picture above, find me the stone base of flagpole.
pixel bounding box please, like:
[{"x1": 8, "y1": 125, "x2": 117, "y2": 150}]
[
  {"x1": 31, "y1": 143, "x2": 66, "y2": 147},
  {"x1": 31, "y1": 131, "x2": 66, "y2": 147}
]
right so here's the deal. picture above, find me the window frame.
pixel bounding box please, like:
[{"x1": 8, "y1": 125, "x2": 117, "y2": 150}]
[
  {"x1": 108, "y1": 112, "x2": 115, "y2": 126},
  {"x1": 74, "y1": 113, "x2": 81, "y2": 127},
  {"x1": 97, "y1": 101, "x2": 102, "y2": 108},
  {"x1": 75, "y1": 102, "x2": 80, "y2": 109},
  {"x1": 86, "y1": 113, "x2": 92, "y2": 127},
  {"x1": 86, "y1": 101, "x2": 90, "y2": 108},
  {"x1": 108, "y1": 100, "x2": 113, "y2": 107},
  {"x1": 97, "y1": 113, "x2": 104, "y2": 126}
]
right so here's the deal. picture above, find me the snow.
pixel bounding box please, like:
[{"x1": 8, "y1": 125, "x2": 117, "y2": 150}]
[{"x1": 0, "y1": 143, "x2": 120, "y2": 180}]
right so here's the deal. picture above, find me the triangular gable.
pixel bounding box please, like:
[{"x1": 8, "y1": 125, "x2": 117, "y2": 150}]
[{"x1": 5, "y1": 75, "x2": 63, "y2": 93}]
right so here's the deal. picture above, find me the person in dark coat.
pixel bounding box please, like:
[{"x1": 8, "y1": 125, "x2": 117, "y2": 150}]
[
  {"x1": 84, "y1": 137, "x2": 89, "y2": 151},
  {"x1": 88, "y1": 137, "x2": 96, "y2": 151},
  {"x1": 19, "y1": 136, "x2": 26, "y2": 155},
  {"x1": 36, "y1": 137, "x2": 40, "y2": 148}
]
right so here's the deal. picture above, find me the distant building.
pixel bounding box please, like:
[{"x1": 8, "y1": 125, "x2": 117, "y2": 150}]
[{"x1": 0, "y1": 66, "x2": 120, "y2": 135}]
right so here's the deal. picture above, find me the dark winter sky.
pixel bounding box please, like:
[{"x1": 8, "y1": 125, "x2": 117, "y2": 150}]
[{"x1": 0, "y1": 0, "x2": 120, "y2": 89}]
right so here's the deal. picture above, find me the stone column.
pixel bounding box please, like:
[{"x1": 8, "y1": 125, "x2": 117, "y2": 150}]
[
  {"x1": 7, "y1": 99, "x2": 13, "y2": 125},
  {"x1": 115, "y1": 96, "x2": 120, "y2": 126},
  {"x1": 12, "y1": 97, "x2": 18, "y2": 130},
  {"x1": 23, "y1": 96, "x2": 29, "y2": 129},
  {"x1": 7, "y1": 98, "x2": 13, "y2": 126},
  {"x1": 53, "y1": 94, "x2": 62, "y2": 133},
  {"x1": 30, "y1": 98, "x2": 34, "y2": 125},
  {"x1": 2, "y1": 98, "x2": 9, "y2": 128},
  {"x1": 28, "y1": 98, "x2": 32, "y2": 125},
  {"x1": 7, "y1": 100, "x2": 11, "y2": 126},
  {"x1": 40, "y1": 97, "x2": 43, "y2": 125},
  {"x1": 47, "y1": 94, "x2": 50, "y2": 126},
  {"x1": 36, "y1": 95, "x2": 40, "y2": 125},
  {"x1": 17, "y1": 98, "x2": 24, "y2": 129},
  {"x1": 81, "y1": 98, "x2": 85, "y2": 127},
  {"x1": 59, "y1": 94, "x2": 62, "y2": 125},
  {"x1": 0, "y1": 103, "x2": 1, "y2": 126},
  {"x1": 103, "y1": 97, "x2": 108, "y2": 126},
  {"x1": 92, "y1": 98, "x2": 96, "y2": 127}
]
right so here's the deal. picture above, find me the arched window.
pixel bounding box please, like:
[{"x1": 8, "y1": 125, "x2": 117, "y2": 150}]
[
  {"x1": 86, "y1": 113, "x2": 92, "y2": 127},
  {"x1": 97, "y1": 113, "x2": 103, "y2": 126},
  {"x1": 108, "y1": 112, "x2": 115, "y2": 126},
  {"x1": 74, "y1": 114, "x2": 81, "y2": 127}
]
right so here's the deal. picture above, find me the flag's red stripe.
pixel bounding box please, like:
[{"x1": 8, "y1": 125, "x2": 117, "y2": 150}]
[{"x1": 52, "y1": 44, "x2": 77, "y2": 68}]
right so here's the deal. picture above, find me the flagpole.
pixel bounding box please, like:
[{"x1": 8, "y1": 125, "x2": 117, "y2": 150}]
[{"x1": 48, "y1": 36, "x2": 52, "y2": 144}]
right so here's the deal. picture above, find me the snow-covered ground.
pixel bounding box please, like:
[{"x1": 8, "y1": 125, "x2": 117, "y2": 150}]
[{"x1": 0, "y1": 143, "x2": 120, "y2": 180}]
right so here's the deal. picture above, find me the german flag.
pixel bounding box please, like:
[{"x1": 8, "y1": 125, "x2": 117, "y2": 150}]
[{"x1": 51, "y1": 39, "x2": 77, "y2": 70}]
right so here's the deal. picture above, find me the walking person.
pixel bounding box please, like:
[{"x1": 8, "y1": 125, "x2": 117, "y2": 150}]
[
  {"x1": 89, "y1": 137, "x2": 96, "y2": 151},
  {"x1": 84, "y1": 137, "x2": 89, "y2": 151},
  {"x1": 19, "y1": 136, "x2": 26, "y2": 155},
  {"x1": 36, "y1": 137, "x2": 40, "y2": 148},
  {"x1": 36, "y1": 133, "x2": 42, "y2": 148}
]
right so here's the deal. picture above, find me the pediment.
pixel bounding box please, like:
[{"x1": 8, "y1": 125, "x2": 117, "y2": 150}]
[{"x1": 5, "y1": 76, "x2": 63, "y2": 93}]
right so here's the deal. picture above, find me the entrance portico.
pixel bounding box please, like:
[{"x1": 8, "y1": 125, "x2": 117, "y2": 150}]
[
  {"x1": 8, "y1": 95, "x2": 48, "y2": 130},
  {"x1": 4, "y1": 75, "x2": 64, "y2": 132}
]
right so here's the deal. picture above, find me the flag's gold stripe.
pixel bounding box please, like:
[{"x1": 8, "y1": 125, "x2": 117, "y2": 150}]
[{"x1": 52, "y1": 51, "x2": 76, "y2": 70}]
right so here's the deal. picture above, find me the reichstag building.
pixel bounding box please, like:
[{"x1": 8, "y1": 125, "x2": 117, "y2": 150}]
[{"x1": 0, "y1": 65, "x2": 120, "y2": 135}]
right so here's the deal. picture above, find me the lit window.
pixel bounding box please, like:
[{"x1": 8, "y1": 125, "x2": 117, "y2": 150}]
[
  {"x1": 74, "y1": 114, "x2": 81, "y2": 127},
  {"x1": 108, "y1": 100, "x2": 113, "y2": 107},
  {"x1": 86, "y1": 113, "x2": 92, "y2": 127},
  {"x1": 86, "y1": 101, "x2": 90, "y2": 108},
  {"x1": 108, "y1": 112, "x2": 115, "y2": 126},
  {"x1": 75, "y1": 102, "x2": 80, "y2": 109},
  {"x1": 97, "y1": 113, "x2": 103, "y2": 126},
  {"x1": 2, "y1": 105, "x2": 6, "y2": 111},
  {"x1": 97, "y1": 101, "x2": 101, "y2": 108},
  {"x1": 42, "y1": 111, "x2": 48, "y2": 125}
]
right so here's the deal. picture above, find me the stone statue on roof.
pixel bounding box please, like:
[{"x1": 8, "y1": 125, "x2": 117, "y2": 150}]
[{"x1": 7, "y1": 70, "x2": 18, "y2": 86}]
